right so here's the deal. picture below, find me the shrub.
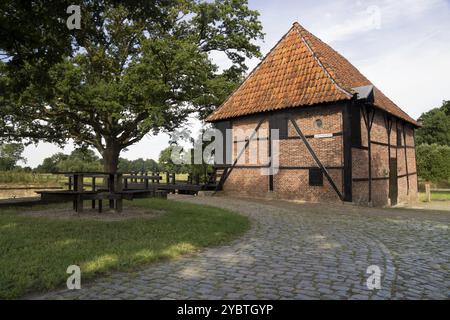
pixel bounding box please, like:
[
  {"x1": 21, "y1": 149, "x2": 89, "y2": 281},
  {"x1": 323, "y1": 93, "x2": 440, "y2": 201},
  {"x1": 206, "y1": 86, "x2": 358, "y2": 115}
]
[{"x1": 416, "y1": 144, "x2": 450, "y2": 183}]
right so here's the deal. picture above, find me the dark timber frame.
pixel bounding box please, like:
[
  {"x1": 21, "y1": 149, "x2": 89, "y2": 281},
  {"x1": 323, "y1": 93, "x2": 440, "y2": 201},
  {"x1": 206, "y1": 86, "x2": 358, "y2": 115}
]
[
  {"x1": 268, "y1": 116, "x2": 274, "y2": 192},
  {"x1": 383, "y1": 114, "x2": 394, "y2": 164},
  {"x1": 289, "y1": 116, "x2": 344, "y2": 201},
  {"x1": 214, "y1": 117, "x2": 266, "y2": 193},
  {"x1": 402, "y1": 122, "x2": 410, "y2": 194},
  {"x1": 342, "y1": 103, "x2": 353, "y2": 202},
  {"x1": 361, "y1": 104, "x2": 376, "y2": 203}
]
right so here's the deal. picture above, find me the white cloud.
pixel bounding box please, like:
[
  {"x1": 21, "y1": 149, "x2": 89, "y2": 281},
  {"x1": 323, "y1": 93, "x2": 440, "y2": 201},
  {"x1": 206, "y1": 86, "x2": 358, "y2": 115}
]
[
  {"x1": 20, "y1": 0, "x2": 450, "y2": 166},
  {"x1": 317, "y1": 0, "x2": 447, "y2": 42}
]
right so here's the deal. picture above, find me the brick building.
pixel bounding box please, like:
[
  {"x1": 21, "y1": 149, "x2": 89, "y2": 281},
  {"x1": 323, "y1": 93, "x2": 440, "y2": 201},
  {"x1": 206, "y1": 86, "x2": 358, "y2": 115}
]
[{"x1": 207, "y1": 22, "x2": 419, "y2": 206}]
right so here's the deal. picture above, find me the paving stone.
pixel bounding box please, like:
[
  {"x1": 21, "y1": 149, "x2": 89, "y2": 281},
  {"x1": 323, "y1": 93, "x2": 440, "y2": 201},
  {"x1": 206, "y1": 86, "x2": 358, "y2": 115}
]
[{"x1": 31, "y1": 196, "x2": 450, "y2": 300}]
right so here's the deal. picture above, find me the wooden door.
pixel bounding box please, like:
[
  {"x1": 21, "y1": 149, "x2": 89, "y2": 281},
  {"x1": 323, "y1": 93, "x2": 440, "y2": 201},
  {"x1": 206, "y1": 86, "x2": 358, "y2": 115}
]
[{"x1": 389, "y1": 158, "x2": 398, "y2": 206}]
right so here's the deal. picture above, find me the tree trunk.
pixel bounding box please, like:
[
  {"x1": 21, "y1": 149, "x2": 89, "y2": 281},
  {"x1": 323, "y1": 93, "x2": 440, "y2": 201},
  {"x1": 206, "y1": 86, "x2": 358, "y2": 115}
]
[{"x1": 102, "y1": 144, "x2": 120, "y2": 173}]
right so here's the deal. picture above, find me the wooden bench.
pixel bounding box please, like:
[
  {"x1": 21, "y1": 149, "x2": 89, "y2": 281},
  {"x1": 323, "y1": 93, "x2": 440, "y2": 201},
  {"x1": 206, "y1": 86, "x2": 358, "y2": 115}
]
[
  {"x1": 36, "y1": 190, "x2": 119, "y2": 213},
  {"x1": 36, "y1": 189, "x2": 168, "y2": 213}
]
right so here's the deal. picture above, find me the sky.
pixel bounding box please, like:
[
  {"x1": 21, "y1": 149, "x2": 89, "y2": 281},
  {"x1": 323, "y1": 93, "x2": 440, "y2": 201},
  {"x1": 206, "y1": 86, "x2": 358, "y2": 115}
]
[{"x1": 21, "y1": 0, "x2": 450, "y2": 167}]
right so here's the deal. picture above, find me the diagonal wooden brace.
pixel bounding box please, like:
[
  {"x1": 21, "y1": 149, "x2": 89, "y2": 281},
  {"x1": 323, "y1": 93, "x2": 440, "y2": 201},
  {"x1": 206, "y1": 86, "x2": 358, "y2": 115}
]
[
  {"x1": 214, "y1": 117, "x2": 266, "y2": 193},
  {"x1": 289, "y1": 117, "x2": 344, "y2": 201}
]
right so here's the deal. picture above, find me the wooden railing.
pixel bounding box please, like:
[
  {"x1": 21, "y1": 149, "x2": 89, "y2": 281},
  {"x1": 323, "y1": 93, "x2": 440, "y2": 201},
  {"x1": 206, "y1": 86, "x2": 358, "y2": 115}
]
[{"x1": 424, "y1": 183, "x2": 450, "y2": 202}]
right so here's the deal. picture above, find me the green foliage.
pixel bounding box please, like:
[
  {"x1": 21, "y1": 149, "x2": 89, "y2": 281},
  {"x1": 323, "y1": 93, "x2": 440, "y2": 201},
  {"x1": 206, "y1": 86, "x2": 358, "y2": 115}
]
[
  {"x1": 416, "y1": 144, "x2": 450, "y2": 183},
  {"x1": 158, "y1": 146, "x2": 187, "y2": 173},
  {"x1": 35, "y1": 153, "x2": 68, "y2": 173},
  {"x1": 0, "y1": 199, "x2": 249, "y2": 298},
  {"x1": 118, "y1": 158, "x2": 160, "y2": 173},
  {"x1": 0, "y1": 143, "x2": 25, "y2": 171},
  {"x1": 36, "y1": 148, "x2": 102, "y2": 173},
  {"x1": 36, "y1": 150, "x2": 160, "y2": 174},
  {"x1": 416, "y1": 101, "x2": 450, "y2": 146},
  {"x1": 1, "y1": 1, "x2": 264, "y2": 172},
  {"x1": 55, "y1": 151, "x2": 103, "y2": 173}
]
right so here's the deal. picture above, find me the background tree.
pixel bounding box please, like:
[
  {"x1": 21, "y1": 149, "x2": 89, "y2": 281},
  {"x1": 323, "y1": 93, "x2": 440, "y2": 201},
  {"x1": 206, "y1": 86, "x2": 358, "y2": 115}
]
[
  {"x1": 416, "y1": 100, "x2": 450, "y2": 146},
  {"x1": 416, "y1": 144, "x2": 450, "y2": 184},
  {"x1": 159, "y1": 146, "x2": 187, "y2": 174},
  {"x1": 0, "y1": 143, "x2": 25, "y2": 171},
  {"x1": 118, "y1": 158, "x2": 160, "y2": 173},
  {"x1": 0, "y1": 1, "x2": 263, "y2": 172},
  {"x1": 36, "y1": 148, "x2": 102, "y2": 173},
  {"x1": 145, "y1": 159, "x2": 160, "y2": 173},
  {"x1": 35, "y1": 153, "x2": 69, "y2": 173},
  {"x1": 415, "y1": 100, "x2": 450, "y2": 187}
]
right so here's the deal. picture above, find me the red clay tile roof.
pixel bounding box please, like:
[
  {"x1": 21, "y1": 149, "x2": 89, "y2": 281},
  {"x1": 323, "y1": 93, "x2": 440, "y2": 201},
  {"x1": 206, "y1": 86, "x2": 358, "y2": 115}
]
[{"x1": 207, "y1": 22, "x2": 418, "y2": 126}]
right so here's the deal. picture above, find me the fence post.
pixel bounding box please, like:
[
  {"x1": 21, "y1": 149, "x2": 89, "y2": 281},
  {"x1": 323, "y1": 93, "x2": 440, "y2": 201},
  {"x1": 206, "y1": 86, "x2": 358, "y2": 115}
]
[
  {"x1": 115, "y1": 173, "x2": 123, "y2": 212},
  {"x1": 194, "y1": 174, "x2": 200, "y2": 185},
  {"x1": 91, "y1": 176, "x2": 96, "y2": 209},
  {"x1": 425, "y1": 183, "x2": 431, "y2": 202}
]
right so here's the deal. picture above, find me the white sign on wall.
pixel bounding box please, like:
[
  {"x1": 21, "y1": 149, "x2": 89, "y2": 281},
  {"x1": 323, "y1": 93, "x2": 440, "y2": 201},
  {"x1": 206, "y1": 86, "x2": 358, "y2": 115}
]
[{"x1": 314, "y1": 133, "x2": 333, "y2": 139}]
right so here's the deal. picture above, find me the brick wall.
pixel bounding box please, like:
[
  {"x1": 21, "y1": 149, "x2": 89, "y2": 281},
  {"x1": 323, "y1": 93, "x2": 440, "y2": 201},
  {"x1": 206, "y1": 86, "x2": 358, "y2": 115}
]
[
  {"x1": 223, "y1": 168, "x2": 268, "y2": 195},
  {"x1": 221, "y1": 103, "x2": 418, "y2": 206},
  {"x1": 352, "y1": 108, "x2": 418, "y2": 206},
  {"x1": 223, "y1": 105, "x2": 344, "y2": 202}
]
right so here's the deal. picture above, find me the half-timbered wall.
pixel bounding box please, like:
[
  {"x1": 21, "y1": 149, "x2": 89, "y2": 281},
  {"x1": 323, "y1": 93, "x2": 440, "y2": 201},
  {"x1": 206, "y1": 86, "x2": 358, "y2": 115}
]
[
  {"x1": 352, "y1": 106, "x2": 418, "y2": 206},
  {"x1": 223, "y1": 104, "x2": 345, "y2": 203},
  {"x1": 215, "y1": 102, "x2": 417, "y2": 207}
]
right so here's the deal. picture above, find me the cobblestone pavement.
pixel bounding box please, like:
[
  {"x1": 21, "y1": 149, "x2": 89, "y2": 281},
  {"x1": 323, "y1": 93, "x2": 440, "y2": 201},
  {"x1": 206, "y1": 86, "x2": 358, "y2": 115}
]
[{"x1": 34, "y1": 196, "x2": 450, "y2": 300}]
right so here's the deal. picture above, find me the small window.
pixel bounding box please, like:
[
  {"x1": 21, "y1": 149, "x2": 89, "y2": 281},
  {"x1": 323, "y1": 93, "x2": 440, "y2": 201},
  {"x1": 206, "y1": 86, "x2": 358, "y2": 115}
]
[
  {"x1": 309, "y1": 168, "x2": 323, "y2": 186},
  {"x1": 314, "y1": 119, "x2": 323, "y2": 129},
  {"x1": 397, "y1": 128, "x2": 402, "y2": 146}
]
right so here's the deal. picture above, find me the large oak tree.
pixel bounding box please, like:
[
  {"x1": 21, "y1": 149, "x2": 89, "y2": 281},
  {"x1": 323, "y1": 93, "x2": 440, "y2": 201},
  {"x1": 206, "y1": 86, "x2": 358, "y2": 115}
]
[{"x1": 0, "y1": 0, "x2": 263, "y2": 172}]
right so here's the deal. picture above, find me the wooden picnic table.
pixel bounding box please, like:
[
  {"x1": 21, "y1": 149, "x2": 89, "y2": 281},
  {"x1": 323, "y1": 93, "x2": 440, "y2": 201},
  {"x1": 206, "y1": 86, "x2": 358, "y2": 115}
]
[{"x1": 52, "y1": 172, "x2": 124, "y2": 213}]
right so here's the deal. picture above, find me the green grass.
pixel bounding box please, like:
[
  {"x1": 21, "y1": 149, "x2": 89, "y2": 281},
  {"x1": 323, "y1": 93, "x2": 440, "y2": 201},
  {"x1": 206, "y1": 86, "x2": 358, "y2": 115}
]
[
  {"x1": 0, "y1": 199, "x2": 249, "y2": 299},
  {"x1": 0, "y1": 172, "x2": 64, "y2": 185},
  {"x1": 419, "y1": 191, "x2": 450, "y2": 202}
]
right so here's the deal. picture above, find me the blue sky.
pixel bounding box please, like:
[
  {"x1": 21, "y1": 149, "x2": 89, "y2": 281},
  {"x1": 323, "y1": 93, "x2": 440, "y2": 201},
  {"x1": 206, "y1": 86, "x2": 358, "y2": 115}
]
[{"x1": 22, "y1": 0, "x2": 450, "y2": 167}]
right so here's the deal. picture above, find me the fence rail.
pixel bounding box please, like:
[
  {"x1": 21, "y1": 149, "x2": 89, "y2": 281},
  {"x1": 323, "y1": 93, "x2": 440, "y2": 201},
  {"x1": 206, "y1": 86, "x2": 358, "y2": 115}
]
[{"x1": 424, "y1": 183, "x2": 450, "y2": 202}]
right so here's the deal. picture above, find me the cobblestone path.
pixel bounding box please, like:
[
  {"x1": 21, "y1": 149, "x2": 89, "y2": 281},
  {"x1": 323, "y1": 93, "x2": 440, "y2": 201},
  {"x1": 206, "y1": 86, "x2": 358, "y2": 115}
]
[{"x1": 34, "y1": 196, "x2": 450, "y2": 300}]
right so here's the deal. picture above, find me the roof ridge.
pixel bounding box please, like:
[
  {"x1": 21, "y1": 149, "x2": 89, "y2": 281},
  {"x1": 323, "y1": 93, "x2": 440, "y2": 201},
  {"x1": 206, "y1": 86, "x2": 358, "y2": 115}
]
[
  {"x1": 206, "y1": 21, "x2": 418, "y2": 126},
  {"x1": 293, "y1": 23, "x2": 354, "y2": 98},
  {"x1": 206, "y1": 24, "x2": 299, "y2": 121}
]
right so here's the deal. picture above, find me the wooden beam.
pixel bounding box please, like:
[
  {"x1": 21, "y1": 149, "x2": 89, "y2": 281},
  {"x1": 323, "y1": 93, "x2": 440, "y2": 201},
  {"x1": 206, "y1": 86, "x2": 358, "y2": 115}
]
[
  {"x1": 342, "y1": 103, "x2": 353, "y2": 202},
  {"x1": 215, "y1": 117, "x2": 266, "y2": 193},
  {"x1": 362, "y1": 105, "x2": 376, "y2": 203},
  {"x1": 289, "y1": 117, "x2": 344, "y2": 201},
  {"x1": 268, "y1": 115, "x2": 274, "y2": 192},
  {"x1": 403, "y1": 122, "x2": 410, "y2": 194}
]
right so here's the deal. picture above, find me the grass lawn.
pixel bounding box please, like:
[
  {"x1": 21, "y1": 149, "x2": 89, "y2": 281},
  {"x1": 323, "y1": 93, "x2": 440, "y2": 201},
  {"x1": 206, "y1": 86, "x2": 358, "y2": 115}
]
[
  {"x1": 419, "y1": 191, "x2": 450, "y2": 202},
  {"x1": 0, "y1": 198, "x2": 250, "y2": 299}
]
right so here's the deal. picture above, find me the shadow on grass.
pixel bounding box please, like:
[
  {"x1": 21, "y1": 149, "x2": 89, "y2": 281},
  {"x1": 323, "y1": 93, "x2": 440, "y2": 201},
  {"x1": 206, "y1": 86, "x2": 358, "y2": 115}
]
[{"x1": 0, "y1": 198, "x2": 250, "y2": 299}]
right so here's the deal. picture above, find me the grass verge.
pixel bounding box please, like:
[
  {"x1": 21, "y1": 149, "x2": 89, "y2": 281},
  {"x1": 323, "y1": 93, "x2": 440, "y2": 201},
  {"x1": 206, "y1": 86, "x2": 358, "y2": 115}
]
[
  {"x1": 0, "y1": 198, "x2": 249, "y2": 299},
  {"x1": 419, "y1": 191, "x2": 450, "y2": 202}
]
